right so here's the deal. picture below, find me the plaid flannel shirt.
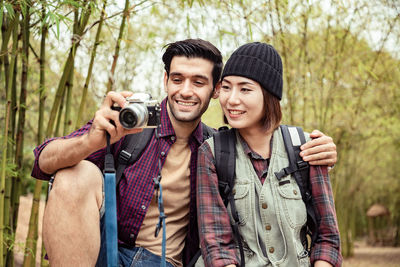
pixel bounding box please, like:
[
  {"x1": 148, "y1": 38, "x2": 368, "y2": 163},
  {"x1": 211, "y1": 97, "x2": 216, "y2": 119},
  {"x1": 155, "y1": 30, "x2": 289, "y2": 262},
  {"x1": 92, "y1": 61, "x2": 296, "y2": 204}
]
[
  {"x1": 31, "y1": 98, "x2": 205, "y2": 264},
  {"x1": 197, "y1": 133, "x2": 342, "y2": 267}
]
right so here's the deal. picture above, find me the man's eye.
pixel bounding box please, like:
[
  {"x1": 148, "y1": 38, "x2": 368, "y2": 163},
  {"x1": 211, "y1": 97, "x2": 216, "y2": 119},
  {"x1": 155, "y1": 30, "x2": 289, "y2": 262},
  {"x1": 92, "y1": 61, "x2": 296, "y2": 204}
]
[
  {"x1": 172, "y1": 78, "x2": 182, "y2": 83},
  {"x1": 194, "y1": 80, "x2": 205, "y2": 86}
]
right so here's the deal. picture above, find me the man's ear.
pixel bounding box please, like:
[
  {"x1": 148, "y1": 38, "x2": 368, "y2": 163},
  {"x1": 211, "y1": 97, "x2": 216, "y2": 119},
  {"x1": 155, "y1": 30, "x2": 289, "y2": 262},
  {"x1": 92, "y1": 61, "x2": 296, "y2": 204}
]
[
  {"x1": 212, "y1": 82, "x2": 221, "y2": 99},
  {"x1": 163, "y1": 72, "x2": 168, "y2": 93}
]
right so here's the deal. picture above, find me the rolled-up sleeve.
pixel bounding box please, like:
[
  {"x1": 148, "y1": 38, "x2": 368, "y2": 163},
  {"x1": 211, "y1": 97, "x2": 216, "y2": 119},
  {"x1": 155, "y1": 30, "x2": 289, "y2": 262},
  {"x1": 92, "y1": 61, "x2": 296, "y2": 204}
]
[
  {"x1": 196, "y1": 141, "x2": 239, "y2": 267},
  {"x1": 31, "y1": 120, "x2": 107, "y2": 180},
  {"x1": 310, "y1": 166, "x2": 342, "y2": 267}
]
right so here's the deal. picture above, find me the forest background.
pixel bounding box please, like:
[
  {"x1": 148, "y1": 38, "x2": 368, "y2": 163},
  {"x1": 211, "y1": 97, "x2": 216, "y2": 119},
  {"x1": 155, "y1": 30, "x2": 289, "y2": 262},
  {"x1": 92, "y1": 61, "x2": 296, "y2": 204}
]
[{"x1": 0, "y1": 0, "x2": 399, "y2": 266}]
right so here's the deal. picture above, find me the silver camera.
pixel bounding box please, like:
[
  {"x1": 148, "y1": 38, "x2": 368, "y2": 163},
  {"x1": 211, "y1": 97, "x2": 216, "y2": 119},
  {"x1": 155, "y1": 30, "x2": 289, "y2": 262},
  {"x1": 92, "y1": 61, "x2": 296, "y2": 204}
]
[{"x1": 113, "y1": 93, "x2": 160, "y2": 129}]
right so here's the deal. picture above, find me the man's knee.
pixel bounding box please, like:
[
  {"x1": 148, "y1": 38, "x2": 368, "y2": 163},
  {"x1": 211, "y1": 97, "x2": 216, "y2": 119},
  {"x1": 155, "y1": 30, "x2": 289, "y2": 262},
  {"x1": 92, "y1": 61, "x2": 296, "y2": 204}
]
[{"x1": 50, "y1": 160, "x2": 103, "y2": 206}]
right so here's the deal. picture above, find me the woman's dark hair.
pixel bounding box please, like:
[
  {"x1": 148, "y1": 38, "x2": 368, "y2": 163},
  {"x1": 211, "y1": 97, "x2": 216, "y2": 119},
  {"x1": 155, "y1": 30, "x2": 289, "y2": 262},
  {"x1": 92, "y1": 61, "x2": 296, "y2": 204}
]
[
  {"x1": 162, "y1": 39, "x2": 223, "y2": 88},
  {"x1": 223, "y1": 87, "x2": 282, "y2": 132}
]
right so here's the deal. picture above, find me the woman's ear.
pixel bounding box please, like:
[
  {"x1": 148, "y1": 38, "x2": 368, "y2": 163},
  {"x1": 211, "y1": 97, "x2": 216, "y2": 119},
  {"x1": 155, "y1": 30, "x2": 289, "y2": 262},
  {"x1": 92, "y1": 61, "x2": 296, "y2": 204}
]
[{"x1": 212, "y1": 82, "x2": 221, "y2": 99}]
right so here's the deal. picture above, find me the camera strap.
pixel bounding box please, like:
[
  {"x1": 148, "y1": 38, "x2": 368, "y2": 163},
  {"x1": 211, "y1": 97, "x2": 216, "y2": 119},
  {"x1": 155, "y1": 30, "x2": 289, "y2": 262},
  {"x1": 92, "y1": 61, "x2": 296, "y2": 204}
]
[
  {"x1": 153, "y1": 127, "x2": 167, "y2": 267},
  {"x1": 104, "y1": 132, "x2": 118, "y2": 267}
]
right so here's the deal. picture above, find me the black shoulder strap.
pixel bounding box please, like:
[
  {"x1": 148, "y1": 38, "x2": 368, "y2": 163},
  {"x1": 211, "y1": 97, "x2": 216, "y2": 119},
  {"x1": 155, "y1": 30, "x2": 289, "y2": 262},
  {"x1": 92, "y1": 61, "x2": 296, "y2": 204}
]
[
  {"x1": 116, "y1": 128, "x2": 155, "y2": 186},
  {"x1": 214, "y1": 127, "x2": 236, "y2": 205},
  {"x1": 201, "y1": 122, "x2": 215, "y2": 141},
  {"x1": 213, "y1": 127, "x2": 245, "y2": 267},
  {"x1": 277, "y1": 125, "x2": 318, "y2": 251}
]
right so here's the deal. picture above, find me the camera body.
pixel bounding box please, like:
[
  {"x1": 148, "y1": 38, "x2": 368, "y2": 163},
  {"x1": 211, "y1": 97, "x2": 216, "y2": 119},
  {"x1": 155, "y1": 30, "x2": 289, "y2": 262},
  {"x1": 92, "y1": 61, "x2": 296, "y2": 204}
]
[{"x1": 113, "y1": 93, "x2": 160, "y2": 129}]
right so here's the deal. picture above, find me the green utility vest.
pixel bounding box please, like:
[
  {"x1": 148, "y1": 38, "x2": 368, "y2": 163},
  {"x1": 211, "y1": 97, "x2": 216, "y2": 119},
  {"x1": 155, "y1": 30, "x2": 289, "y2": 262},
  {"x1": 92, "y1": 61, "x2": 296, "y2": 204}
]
[{"x1": 197, "y1": 128, "x2": 311, "y2": 267}]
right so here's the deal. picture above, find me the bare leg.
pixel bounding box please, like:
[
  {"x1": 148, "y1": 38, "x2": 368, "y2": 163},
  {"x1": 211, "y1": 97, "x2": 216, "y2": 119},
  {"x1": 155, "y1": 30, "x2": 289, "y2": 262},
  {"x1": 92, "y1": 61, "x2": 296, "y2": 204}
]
[{"x1": 42, "y1": 160, "x2": 103, "y2": 266}]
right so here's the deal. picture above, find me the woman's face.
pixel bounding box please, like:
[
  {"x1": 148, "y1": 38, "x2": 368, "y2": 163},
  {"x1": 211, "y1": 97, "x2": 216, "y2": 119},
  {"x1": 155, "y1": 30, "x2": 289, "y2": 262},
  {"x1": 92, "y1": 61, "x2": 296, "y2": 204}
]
[{"x1": 219, "y1": 75, "x2": 265, "y2": 131}]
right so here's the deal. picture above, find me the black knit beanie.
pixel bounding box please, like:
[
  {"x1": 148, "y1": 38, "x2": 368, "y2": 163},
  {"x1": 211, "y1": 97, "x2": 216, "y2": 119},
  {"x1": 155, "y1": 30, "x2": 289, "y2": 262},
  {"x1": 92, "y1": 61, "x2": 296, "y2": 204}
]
[{"x1": 221, "y1": 42, "x2": 283, "y2": 100}]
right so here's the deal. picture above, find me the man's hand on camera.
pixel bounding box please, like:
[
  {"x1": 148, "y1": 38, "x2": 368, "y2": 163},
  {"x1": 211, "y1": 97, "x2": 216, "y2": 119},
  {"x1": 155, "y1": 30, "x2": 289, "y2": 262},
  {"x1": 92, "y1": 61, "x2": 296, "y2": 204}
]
[
  {"x1": 299, "y1": 130, "x2": 337, "y2": 167},
  {"x1": 87, "y1": 91, "x2": 143, "y2": 151}
]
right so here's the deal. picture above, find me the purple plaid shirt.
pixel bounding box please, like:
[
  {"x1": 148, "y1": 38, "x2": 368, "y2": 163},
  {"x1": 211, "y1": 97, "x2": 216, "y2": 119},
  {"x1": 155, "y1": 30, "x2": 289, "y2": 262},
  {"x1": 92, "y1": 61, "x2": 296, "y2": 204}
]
[
  {"x1": 31, "y1": 98, "x2": 206, "y2": 264},
  {"x1": 197, "y1": 131, "x2": 342, "y2": 267}
]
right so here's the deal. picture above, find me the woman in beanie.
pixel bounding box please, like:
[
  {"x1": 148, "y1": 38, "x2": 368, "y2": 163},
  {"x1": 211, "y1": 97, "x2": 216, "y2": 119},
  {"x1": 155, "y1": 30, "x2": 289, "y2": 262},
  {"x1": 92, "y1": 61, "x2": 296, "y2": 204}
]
[{"x1": 196, "y1": 43, "x2": 342, "y2": 267}]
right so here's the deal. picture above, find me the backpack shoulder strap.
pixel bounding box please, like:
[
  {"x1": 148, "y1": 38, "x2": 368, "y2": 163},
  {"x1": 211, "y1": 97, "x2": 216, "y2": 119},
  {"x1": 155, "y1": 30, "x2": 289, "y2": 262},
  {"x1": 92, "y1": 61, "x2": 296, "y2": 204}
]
[
  {"x1": 213, "y1": 127, "x2": 245, "y2": 267},
  {"x1": 201, "y1": 122, "x2": 215, "y2": 141},
  {"x1": 213, "y1": 126, "x2": 236, "y2": 205},
  {"x1": 277, "y1": 125, "x2": 318, "y2": 251},
  {"x1": 116, "y1": 128, "x2": 155, "y2": 186}
]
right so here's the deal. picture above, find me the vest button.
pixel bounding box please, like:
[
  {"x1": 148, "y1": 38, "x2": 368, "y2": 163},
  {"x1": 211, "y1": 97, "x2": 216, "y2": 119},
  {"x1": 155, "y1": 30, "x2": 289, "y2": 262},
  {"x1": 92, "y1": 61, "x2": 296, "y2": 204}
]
[
  {"x1": 265, "y1": 224, "x2": 271, "y2": 230},
  {"x1": 269, "y1": 247, "x2": 275, "y2": 253},
  {"x1": 262, "y1": 203, "x2": 268, "y2": 209},
  {"x1": 293, "y1": 189, "x2": 298, "y2": 195},
  {"x1": 232, "y1": 189, "x2": 236, "y2": 195}
]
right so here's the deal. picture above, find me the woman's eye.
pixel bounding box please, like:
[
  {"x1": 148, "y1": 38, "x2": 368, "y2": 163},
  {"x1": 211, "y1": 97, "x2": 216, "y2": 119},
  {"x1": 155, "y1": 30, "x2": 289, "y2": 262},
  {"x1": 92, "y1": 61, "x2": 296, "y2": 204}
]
[
  {"x1": 222, "y1": 85, "x2": 230, "y2": 90},
  {"x1": 241, "y1": 88, "x2": 251, "y2": 92}
]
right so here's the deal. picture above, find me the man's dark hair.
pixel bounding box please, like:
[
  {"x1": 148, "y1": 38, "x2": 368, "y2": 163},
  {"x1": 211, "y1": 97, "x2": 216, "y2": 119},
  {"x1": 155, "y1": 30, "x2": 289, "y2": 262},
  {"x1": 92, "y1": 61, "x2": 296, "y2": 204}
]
[{"x1": 162, "y1": 39, "x2": 223, "y2": 88}]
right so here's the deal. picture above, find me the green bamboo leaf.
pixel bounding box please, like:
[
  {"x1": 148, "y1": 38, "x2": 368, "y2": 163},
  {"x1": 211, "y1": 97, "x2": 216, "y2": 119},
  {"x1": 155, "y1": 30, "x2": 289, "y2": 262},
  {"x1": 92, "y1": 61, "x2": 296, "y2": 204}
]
[
  {"x1": 4, "y1": 3, "x2": 15, "y2": 19},
  {"x1": 219, "y1": 29, "x2": 237, "y2": 36},
  {"x1": 247, "y1": 21, "x2": 253, "y2": 41}
]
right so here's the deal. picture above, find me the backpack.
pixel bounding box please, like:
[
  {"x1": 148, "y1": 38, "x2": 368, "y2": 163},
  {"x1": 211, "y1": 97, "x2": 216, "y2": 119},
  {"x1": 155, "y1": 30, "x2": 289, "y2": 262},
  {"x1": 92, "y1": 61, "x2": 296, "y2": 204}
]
[
  {"x1": 213, "y1": 125, "x2": 318, "y2": 267},
  {"x1": 115, "y1": 122, "x2": 215, "y2": 185}
]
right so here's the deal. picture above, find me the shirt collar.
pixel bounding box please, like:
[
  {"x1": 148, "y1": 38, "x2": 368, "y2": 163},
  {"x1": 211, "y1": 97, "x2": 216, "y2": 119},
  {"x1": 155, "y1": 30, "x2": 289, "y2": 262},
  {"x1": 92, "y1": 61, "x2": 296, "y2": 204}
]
[{"x1": 238, "y1": 132, "x2": 272, "y2": 160}]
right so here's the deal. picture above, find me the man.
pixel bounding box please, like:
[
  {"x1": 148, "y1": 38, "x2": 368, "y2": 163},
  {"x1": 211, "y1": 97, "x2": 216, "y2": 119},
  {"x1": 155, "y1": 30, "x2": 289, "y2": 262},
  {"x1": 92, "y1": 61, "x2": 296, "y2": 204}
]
[{"x1": 32, "y1": 39, "x2": 337, "y2": 266}]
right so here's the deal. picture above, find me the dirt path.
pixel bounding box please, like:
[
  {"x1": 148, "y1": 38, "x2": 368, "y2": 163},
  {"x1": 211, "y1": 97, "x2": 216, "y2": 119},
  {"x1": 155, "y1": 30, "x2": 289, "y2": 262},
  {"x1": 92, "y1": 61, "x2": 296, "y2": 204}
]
[
  {"x1": 343, "y1": 241, "x2": 400, "y2": 267},
  {"x1": 14, "y1": 195, "x2": 400, "y2": 266},
  {"x1": 14, "y1": 194, "x2": 45, "y2": 267}
]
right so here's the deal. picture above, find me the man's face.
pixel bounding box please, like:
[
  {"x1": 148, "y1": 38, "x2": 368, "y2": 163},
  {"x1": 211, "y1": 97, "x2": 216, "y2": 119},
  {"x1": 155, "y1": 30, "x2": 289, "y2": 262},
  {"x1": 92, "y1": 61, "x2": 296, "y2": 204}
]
[{"x1": 164, "y1": 56, "x2": 218, "y2": 124}]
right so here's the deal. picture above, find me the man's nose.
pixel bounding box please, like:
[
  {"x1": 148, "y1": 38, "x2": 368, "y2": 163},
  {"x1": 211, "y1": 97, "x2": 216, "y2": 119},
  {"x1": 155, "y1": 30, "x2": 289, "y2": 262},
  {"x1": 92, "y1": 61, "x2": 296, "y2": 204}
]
[{"x1": 180, "y1": 80, "x2": 194, "y2": 97}]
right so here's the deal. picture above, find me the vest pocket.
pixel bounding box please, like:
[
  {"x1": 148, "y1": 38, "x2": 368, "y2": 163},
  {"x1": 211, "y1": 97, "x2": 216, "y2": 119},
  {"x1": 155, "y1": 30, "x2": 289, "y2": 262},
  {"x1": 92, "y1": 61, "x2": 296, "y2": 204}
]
[
  {"x1": 276, "y1": 180, "x2": 307, "y2": 228},
  {"x1": 231, "y1": 184, "x2": 250, "y2": 225}
]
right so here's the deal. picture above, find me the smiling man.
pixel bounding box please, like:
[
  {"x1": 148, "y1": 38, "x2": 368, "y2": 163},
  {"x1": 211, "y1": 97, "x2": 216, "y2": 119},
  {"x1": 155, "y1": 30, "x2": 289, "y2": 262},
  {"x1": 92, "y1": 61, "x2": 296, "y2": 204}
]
[{"x1": 31, "y1": 39, "x2": 337, "y2": 267}]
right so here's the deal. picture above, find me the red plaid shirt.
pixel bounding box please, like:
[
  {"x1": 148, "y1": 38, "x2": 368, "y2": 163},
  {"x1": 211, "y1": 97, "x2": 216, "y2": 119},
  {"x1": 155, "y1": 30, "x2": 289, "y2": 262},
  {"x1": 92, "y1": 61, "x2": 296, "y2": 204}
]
[
  {"x1": 31, "y1": 98, "x2": 206, "y2": 264},
  {"x1": 197, "y1": 132, "x2": 342, "y2": 267}
]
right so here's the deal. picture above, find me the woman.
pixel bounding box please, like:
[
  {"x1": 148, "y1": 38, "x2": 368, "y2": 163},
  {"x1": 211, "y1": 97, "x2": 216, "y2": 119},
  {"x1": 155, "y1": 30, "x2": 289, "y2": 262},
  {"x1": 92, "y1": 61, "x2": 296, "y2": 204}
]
[{"x1": 196, "y1": 42, "x2": 342, "y2": 267}]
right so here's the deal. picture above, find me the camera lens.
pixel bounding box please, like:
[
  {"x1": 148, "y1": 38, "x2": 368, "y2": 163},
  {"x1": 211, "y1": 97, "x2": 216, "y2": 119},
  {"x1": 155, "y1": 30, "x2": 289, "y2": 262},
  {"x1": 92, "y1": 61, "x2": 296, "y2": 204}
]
[
  {"x1": 119, "y1": 103, "x2": 148, "y2": 129},
  {"x1": 122, "y1": 111, "x2": 137, "y2": 126},
  {"x1": 120, "y1": 109, "x2": 138, "y2": 129}
]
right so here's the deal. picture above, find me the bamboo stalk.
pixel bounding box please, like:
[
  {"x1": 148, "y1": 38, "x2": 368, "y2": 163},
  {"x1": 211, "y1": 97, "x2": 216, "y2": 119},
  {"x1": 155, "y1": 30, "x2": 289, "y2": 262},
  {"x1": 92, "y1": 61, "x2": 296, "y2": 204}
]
[
  {"x1": 1, "y1": 9, "x2": 13, "y2": 93},
  {"x1": 55, "y1": 88, "x2": 66, "y2": 137},
  {"x1": 273, "y1": 0, "x2": 294, "y2": 124},
  {"x1": 63, "y1": 52, "x2": 74, "y2": 135},
  {"x1": 45, "y1": 2, "x2": 92, "y2": 138},
  {"x1": 15, "y1": 1, "x2": 32, "y2": 265},
  {"x1": 0, "y1": 9, "x2": 17, "y2": 266},
  {"x1": 63, "y1": 8, "x2": 79, "y2": 135},
  {"x1": 4, "y1": 11, "x2": 19, "y2": 265},
  {"x1": 106, "y1": 0, "x2": 130, "y2": 93},
  {"x1": 0, "y1": 89, "x2": 11, "y2": 267},
  {"x1": 24, "y1": 2, "x2": 93, "y2": 265},
  {"x1": 38, "y1": 4, "x2": 48, "y2": 265},
  {"x1": 76, "y1": 0, "x2": 107, "y2": 128}
]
